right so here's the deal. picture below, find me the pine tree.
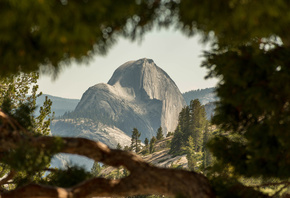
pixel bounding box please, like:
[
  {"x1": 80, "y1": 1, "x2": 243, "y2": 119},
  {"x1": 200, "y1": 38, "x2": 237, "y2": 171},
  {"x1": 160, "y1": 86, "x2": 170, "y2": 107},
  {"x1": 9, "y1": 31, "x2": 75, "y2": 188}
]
[
  {"x1": 124, "y1": 146, "x2": 131, "y2": 151},
  {"x1": 91, "y1": 162, "x2": 102, "y2": 177},
  {"x1": 116, "y1": 143, "x2": 122, "y2": 150},
  {"x1": 149, "y1": 136, "x2": 156, "y2": 154},
  {"x1": 130, "y1": 128, "x2": 141, "y2": 153},
  {"x1": 0, "y1": 72, "x2": 54, "y2": 188},
  {"x1": 202, "y1": 124, "x2": 212, "y2": 169},
  {"x1": 189, "y1": 99, "x2": 206, "y2": 152},
  {"x1": 184, "y1": 136, "x2": 197, "y2": 171},
  {"x1": 156, "y1": 127, "x2": 164, "y2": 141},
  {"x1": 179, "y1": 106, "x2": 190, "y2": 136},
  {"x1": 170, "y1": 100, "x2": 207, "y2": 154},
  {"x1": 144, "y1": 138, "x2": 149, "y2": 147},
  {"x1": 166, "y1": 132, "x2": 173, "y2": 137},
  {"x1": 169, "y1": 125, "x2": 184, "y2": 154}
]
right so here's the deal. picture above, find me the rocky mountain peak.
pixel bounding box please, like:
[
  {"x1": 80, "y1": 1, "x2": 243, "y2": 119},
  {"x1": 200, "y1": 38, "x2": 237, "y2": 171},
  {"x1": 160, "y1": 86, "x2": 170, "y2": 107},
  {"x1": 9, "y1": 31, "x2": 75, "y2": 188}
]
[
  {"x1": 107, "y1": 58, "x2": 175, "y2": 100},
  {"x1": 74, "y1": 58, "x2": 186, "y2": 140}
]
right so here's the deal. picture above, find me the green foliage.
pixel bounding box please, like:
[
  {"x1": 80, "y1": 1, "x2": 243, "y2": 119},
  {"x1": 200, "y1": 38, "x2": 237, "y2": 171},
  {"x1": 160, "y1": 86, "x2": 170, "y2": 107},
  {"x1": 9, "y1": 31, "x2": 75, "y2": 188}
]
[
  {"x1": 202, "y1": 124, "x2": 213, "y2": 169},
  {"x1": 189, "y1": 99, "x2": 206, "y2": 152},
  {"x1": 131, "y1": 128, "x2": 142, "y2": 153},
  {"x1": 170, "y1": 126, "x2": 184, "y2": 155},
  {"x1": 116, "y1": 143, "x2": 122, "y2": 150},
  {"x1": 2, "y1": 1, "x2": 290, "y2": 197},
  {"x1": 4, "y1": 1, "x2": 290, "y2": 78},
  {"x1": 170, "y1": 99, "x2": 207, "y2": 154},
  {"x1": 169, "y1": 100, "x2": 213, "y2": 172},
  {"x1": 0, "y1": 0, "x2": 165, "y2": 77},
  {"x1": 0, "y1": 72, "x2": 54, "y2": 135},
  {"x1": 144, "y1": 138, "x2": 149, "y2": 147},
  {"x1": 124, "y1": 145, "x2": 131, "y2": 151},
  {"x1": 3, "y1": 144, "x2": 51, "y2": 174},
  {"x1": 177, "y1": 1, "x2": 290, "y2": 46},
  {"x1": 35, "y1": 94, "x2": 79, "y2": 117},
  {"x1": 142, "y1": 138, "x2": 150, "y2": 154},
  {"x1": 209, "y1": 176, "x2": 269, "y2": 198},
  {"x1": 149, "y1": 136, "x2": 156, "y2": 154},
  {"x1": 91, "y1": 162, "x2": 102, "y2": 177},
  {"x1": 0, "y1": 72, "x2": 55, "y2": 189},
  {"x1": 45, "y1": 165, "x2": 93, "y2": 188},
  {"x1": 205, "y1": 43, "x2": 290, "y2": 179},
  {"x1": 156, "y1": 126, "x2": 164, "y2": 140},
  {"x1": 166, "y1": 132, "x2": 173, "y2": 137},
  {"x1": 184, "y1": 136, "x2": 196, "y2": 171}
]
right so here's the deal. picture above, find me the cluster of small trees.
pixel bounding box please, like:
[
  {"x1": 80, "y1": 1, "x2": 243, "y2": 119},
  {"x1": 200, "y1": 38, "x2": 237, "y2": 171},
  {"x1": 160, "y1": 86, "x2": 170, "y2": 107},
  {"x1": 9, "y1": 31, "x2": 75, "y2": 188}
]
[
  {"x1": 170, "y1": 99, "x2": 213, "y2": 171},
  {"x1": 130, "y1": 127, "x2": 164, "y2": 154}
]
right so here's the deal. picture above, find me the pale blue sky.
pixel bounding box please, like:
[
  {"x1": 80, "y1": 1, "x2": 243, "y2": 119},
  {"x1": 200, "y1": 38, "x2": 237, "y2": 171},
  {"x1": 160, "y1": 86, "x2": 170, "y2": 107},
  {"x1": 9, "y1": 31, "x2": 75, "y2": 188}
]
[{"x1": 38, "y1": 28, "x2": 218, "y2": 99}]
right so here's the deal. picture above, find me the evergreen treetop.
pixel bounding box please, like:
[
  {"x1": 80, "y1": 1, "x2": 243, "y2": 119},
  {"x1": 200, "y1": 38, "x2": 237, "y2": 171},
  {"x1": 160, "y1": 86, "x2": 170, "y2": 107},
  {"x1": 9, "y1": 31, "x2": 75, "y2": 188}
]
[
  {"x1": 156, "y1": 127, "x2": 164, "y2": 141},
  {"x1": 131, "y1": 128, "x2": 142, "y2": 153},
  {"x1": 170, "y1": 99, "x2": 207, "y2": 154},
  {"x1": 144, "y1": 138, "x2": 149, "y2": 147},
  {"x1": 0, "y1": 72, "x2": 54, "y2": 188}
]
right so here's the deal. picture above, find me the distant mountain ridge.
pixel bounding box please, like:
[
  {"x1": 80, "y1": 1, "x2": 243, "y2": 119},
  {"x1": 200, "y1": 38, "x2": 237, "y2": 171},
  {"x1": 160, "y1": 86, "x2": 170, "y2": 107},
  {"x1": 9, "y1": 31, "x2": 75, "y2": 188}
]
[
  {"x1": 37, "y1": 88, "x2": 217, "y2": 122},
  {"x1": 50, "y1": 58, "x2": 186, "y2": 149},
  {"x1": 35, "y1": 94, "x2": 80, "y2": 117},
  {"x1": 183, "y1": 87, "x2": 217, "y2": 105},
  {"x1": 38, "y1": 87, "x2": 217, "y2": 122}
]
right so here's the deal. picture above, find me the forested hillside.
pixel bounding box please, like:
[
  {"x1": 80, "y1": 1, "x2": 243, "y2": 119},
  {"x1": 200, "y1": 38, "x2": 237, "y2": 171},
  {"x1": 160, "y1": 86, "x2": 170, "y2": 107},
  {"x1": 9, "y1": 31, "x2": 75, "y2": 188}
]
[{"x1": 183, "y1": 87, "x2": 217, "y2": 105}]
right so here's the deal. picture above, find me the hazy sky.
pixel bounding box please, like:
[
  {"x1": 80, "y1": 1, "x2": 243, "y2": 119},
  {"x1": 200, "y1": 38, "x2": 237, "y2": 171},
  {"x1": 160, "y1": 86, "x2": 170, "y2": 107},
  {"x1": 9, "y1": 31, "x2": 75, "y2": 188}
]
[{"x1": 38, "y1": 28, "x2": 218, "y2": 99}]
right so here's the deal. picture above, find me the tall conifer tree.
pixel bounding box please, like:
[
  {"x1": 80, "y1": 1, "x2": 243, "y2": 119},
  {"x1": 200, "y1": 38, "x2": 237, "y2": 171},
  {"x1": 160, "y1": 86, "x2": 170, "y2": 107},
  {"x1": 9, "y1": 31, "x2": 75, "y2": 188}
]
[
  {"x1": 156, "y1": 127, "x2": 164, "y2": 140},
  {"x1": 130, "y1": 128, "x2": 141, "y2": 153},
  {"x1": 149, "y1": 136, "x2": 156, "y2": 154},
  {"x1": 189, "y1": 99, "x2": 206, "y2": 152}
]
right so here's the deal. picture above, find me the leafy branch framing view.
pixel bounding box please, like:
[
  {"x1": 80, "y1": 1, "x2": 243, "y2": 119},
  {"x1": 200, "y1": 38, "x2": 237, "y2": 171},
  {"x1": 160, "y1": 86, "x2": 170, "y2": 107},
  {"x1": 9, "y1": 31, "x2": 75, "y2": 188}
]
[{"x1": 1, "y1": 0, "x2": 290, "y2": 197}]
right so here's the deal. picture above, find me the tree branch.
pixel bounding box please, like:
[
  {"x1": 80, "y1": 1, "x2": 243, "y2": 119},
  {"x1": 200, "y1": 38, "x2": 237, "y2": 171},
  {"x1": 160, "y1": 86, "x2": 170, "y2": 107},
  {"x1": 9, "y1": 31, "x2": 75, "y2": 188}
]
[
  {"x1": 0, "y1": 170, "x2": 15, "y2": 186},
  {"x1": 0, "y1": 110, "x2": 215, "y2": 198},
  {"x1": 9, "y1": 137, "x2": 214, "y2": 198}
]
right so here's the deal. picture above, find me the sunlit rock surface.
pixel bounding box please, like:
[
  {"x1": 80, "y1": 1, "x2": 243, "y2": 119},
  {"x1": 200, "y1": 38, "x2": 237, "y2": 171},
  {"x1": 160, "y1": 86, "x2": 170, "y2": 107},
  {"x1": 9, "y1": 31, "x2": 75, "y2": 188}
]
[{"x1": 50, "y1": 58, "x2": 186, "y2": 169}]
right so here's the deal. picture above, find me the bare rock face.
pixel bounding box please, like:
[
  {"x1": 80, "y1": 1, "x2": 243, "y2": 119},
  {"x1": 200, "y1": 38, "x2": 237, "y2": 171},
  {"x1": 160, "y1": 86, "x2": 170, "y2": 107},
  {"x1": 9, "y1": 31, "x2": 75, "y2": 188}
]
[
  {"x1": 74, "y1": 58, "x2": 186, "y2": 140},
  {"x1": 50, "y1": 58, "x2": 186, "y2": 169}
]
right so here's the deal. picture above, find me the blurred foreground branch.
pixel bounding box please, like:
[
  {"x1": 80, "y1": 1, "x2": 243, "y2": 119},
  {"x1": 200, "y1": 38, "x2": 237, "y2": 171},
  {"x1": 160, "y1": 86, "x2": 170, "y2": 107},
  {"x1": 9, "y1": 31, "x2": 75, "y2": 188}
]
[{"x1": 0, "y1": 110, "x2": 214, "y2": 198}]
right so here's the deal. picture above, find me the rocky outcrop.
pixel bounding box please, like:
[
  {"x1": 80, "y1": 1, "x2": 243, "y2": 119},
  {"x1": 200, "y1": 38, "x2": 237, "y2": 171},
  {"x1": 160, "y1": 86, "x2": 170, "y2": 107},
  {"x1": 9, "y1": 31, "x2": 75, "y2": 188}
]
[{"x1": 74, "y1": 58, "x2": 186, "y2": 140}]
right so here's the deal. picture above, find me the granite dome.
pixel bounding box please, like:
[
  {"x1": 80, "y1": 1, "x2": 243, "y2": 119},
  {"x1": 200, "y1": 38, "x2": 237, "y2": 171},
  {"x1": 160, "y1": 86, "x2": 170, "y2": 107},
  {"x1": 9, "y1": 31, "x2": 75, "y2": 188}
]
[{"x1": 74, "y1": 58, "x2": 186, "y2": 140}]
